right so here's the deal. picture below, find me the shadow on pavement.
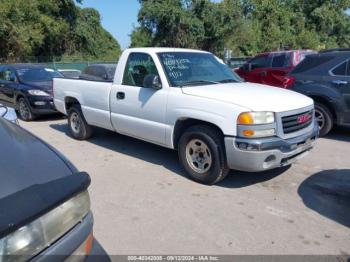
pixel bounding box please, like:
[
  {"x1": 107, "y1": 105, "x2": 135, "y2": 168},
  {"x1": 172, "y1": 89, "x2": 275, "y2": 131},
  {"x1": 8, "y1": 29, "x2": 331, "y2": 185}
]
[
  {"x1": 50, "y1": 123, "x2": 290, "y2": 187},
  {"x1": 50, "y1": 124, "x2": 188, "y2": 179},
  {"x1": 21, "y1": 113, "x2": 65, "y2": 123},
  {"x1": 322, "y1": 126, "x2": 350, "y2": 143},
  {"x1": 217, "y1": 166, "x2": 290, "y2": 188},
  {"x1": 298, "y1": 169, "x2": 350, "y2": 228},
  {"x1": 87, "y1": 239, "x2": 111, "y2": 262}
]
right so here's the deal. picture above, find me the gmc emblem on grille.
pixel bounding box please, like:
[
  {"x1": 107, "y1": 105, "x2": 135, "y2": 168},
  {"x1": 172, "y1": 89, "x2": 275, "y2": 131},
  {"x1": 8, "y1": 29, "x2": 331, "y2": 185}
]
[{"x1": 297, "y1": 114, "x2": 311, "y2": 124}]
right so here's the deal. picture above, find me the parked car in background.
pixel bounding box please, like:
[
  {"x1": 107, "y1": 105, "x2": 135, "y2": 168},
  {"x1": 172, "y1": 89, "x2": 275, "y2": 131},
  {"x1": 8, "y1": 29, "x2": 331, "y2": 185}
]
[
  {"x1": 0, "y1": 117, "x2": 94, "y2": 260},
  {"x1": 286, "y1": 51, "x2": 350, "y2": 136},
  {"x1": 54, "y1": 48, "x2": 318, "y2": 185},
  {"x1": 79, "y1": 64, "x2": 116, "y2": 82},
  {"x1": 228, "y1": 57, "x2": 251, "y2": 70},
  {"x1": 0, "y1": 64, "x2": 63, "y2": 121},
  {"x1": 235, "y1": 50, "x2": 316, "y2": 87},
  {"x1": 0, "y1": 104, "x2": 18, "y2": 123},
  {"x1": 59, "y1": 69, "x2": 81, "y2": 79}
]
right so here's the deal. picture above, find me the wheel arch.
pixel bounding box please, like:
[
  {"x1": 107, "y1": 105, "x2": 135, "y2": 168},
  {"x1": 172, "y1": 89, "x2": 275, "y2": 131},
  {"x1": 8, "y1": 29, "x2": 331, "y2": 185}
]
[
  {"x1": 173, "y1": 118, "x2": 225, "y2": 149},
  {"x1": 65, "y1": 96, "x2": 81, "y2": 112},
  {"x1": 310, "y1": 95, "x2": 337, "y2": 122}
]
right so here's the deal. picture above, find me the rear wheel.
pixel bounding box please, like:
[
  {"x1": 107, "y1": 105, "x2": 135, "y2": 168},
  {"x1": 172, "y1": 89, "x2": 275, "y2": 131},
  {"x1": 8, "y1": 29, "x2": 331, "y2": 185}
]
[
  {"x1": 17, "y1": 97, "x2": 36, "y2": 121},
  {"x1": 315, "y1": 103, "x2": 333, "y2": 136},
  {"x1": 178, "y1": 125, "x2": 229, "y2": 185},
  {"x1": 68, "y1": 104, "x2": 92, "y2": 140}
]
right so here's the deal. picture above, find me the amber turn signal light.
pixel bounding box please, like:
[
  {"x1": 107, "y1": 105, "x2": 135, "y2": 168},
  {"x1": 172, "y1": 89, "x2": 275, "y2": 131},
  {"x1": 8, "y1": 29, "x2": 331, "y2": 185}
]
[
  {"x1": 238, "y1": 112, "x2": 254, "y2": 125},
  {"x1": 242, "y1": 130, "x2": 255, "y2": 137}
]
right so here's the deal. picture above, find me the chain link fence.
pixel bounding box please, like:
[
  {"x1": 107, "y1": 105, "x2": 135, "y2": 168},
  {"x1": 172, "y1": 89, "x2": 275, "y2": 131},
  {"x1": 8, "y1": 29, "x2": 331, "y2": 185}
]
[{"x1": 0, "y1": 57, "x2": 118, "y2": 71}]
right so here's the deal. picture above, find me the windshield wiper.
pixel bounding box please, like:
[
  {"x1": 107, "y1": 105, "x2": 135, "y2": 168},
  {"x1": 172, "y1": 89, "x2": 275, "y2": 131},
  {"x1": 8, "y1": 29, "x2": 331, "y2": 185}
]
[
  {"x1": 180, "y1": 80, "x2": 219, "y2": 87},
  {"x1": 219, "y1": 79, "x2": 237, "y2": 83}
]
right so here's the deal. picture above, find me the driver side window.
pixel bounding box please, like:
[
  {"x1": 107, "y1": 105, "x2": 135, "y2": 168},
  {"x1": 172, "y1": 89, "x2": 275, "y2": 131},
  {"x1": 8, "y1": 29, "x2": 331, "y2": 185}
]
[{"x1": 122, "y1": 53, "x2": 159, "y2": 87}]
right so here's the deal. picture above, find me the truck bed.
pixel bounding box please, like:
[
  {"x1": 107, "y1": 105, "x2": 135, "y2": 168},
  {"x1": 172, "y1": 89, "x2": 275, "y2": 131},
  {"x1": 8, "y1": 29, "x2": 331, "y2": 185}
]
[{"x1": 53, "y1": 78, "x2": 114, "y2": 130}]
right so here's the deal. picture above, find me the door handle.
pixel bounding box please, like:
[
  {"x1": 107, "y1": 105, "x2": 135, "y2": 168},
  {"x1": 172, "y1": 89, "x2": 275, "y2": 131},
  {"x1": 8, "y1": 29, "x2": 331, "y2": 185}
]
[
  {"x1": 116, "y1": 92, "x2": 125, "y2": 100},
  {"x1": 259, "y1": 71, "x2": 267, "y2": 76},
  {"x1": 332, "y1": 80, "x2": 348, "y2": 85}
]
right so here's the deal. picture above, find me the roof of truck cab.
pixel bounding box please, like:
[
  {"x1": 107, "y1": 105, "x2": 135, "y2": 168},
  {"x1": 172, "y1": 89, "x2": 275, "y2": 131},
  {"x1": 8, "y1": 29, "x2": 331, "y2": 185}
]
[{"x1": 125, "y1": 47, "x2": 210, "y2": 54}]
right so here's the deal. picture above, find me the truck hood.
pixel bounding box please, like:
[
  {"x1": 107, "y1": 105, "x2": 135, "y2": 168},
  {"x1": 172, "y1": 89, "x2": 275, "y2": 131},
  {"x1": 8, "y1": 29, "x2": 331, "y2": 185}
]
[{"x1": 181, "y1": 82, "x2": 313, "y2": 112}]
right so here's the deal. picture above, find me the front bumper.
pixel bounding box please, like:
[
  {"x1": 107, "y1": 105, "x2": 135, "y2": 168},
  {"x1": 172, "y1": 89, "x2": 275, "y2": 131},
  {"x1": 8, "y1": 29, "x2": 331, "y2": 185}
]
[
  {"x1": 27, "y1": 95, "x2": 57, "y2": 115},
  {"x1": 225, "y1": 122, "x2": 319, "y2": 172},
  {"x1": 33, "y1": 212, "x2": 94, "y2": 262}
]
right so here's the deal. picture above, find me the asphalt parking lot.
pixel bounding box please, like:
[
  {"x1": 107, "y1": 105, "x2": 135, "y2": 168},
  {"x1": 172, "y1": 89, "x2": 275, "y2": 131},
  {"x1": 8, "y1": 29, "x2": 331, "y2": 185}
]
[{"x1": 20, "y1": 117, "x2": 350, "y2": 256}]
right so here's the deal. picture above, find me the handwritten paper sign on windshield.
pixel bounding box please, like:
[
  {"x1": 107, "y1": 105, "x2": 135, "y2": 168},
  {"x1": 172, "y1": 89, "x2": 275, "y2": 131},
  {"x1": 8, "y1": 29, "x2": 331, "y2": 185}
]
[{"x1": 161, "y1": 54, "x2": 191, "y2": 79}]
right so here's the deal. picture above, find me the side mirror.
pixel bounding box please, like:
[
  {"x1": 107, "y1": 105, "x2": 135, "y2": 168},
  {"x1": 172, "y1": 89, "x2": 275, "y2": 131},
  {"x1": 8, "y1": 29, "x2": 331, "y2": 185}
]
[
  {"x1": 143, "y1": 74, "x2": 162, "y2": 90},
  {"x1": 243, "y1": 63, "x2": 252, "y2": 72}
]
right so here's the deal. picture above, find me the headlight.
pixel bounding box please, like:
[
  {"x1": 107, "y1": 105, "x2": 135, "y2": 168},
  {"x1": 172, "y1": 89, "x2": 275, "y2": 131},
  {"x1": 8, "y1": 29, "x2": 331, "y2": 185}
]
[
  {"x1": 238, "y1": 112, "x2": 275, "y2": 125},
  {"x1": 0, "y1": 191, "x2": 90, "y2": 261},
  {"x1": 27, "y1": 90, "x2": 50, "y2": 96}
]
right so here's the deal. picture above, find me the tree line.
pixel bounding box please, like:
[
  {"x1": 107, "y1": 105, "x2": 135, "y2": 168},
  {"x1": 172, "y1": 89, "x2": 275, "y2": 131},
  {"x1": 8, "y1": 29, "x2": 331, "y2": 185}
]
[
  {"x1": 0, "y1": 0, "x2": 121, "y2": 62},
  {"x1": 1, "y1": 0, "x2": 349, "y2": 62},
  {"x1": 130, "y1": 0, "x2": 350, "y2": 56}
]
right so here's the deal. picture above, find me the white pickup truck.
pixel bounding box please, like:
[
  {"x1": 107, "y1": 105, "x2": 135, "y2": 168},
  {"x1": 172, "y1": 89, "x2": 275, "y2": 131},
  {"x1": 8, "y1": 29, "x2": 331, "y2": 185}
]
[{"x1": 54, "y1": 48, "x2": 318, "y2": 185}]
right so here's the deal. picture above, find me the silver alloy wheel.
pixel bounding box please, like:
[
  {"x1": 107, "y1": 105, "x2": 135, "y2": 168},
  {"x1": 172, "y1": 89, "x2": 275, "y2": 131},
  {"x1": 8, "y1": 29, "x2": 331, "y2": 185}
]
[
  {"x1": 70, "y1": 112, "x2": 81, "y2": 134},
  {"x1": 19, "y1": 99, "x2": 30, "y2": 120},
  {"x1": 185, "y1": 139, "x2": 212, "y2": 174},
  {"x1": 315, "y1": 108, "x2": 325, "y2": 131}
]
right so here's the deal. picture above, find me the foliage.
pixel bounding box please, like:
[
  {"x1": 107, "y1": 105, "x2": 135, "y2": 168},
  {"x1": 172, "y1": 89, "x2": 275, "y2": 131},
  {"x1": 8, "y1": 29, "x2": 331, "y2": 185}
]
[
  {"x1": 131, "y1": 0, "x2": 350, "y2": 56},
  {"x1": 0, "y1": 0, "x2": 121, "y2": 62}
]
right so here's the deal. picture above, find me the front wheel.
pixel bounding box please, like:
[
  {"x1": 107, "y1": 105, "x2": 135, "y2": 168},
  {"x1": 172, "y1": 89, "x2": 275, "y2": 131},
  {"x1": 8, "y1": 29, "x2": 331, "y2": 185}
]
[
  {"x1": 315, "y1": 103, "x2": 333, "y2": 136},
  {"x1": 17, "y1": 97, "x2": 36, "y2": 121},
  {"x1": 67, "y1": 104, "x2": 92, "y2": 140},
  {"x1": 178, "y1": 125, "x2": 229, "y2": 185}
]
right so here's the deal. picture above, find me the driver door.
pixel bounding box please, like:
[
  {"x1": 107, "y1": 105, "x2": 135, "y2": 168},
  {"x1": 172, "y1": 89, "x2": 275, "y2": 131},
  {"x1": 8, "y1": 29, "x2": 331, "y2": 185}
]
[
  {"x1": 244, "y1": 54, "x2": 271, "y2": 84},
  {"x1": 110, "y1": 52, "x2": 168, "y2": 145}
]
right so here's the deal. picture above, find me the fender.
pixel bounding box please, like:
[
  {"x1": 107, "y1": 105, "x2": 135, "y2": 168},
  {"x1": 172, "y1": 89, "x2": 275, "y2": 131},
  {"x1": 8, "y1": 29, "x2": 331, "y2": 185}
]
[
  {"x1": 294, "y1": 83, "x2": 345, "y2": 122},
  {"x1": 166, "y1": 108, "x2": 233, "y2": 148},
  {"x1": 59, "y1": 91, "x2": 84, "y2": 115}
]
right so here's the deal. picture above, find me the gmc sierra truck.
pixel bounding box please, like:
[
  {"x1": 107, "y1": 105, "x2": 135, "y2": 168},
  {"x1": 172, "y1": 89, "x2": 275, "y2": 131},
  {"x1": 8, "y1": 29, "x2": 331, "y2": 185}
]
[{"x1": 53, "y1": 48, "x2": 319, "y2": 185}]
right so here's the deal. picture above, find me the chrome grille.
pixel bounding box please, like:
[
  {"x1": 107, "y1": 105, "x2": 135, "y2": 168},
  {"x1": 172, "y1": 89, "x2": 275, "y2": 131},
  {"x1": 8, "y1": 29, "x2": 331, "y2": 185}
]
[{"x1": 282, "y1": 110, "x2": 313, "y2": 134}]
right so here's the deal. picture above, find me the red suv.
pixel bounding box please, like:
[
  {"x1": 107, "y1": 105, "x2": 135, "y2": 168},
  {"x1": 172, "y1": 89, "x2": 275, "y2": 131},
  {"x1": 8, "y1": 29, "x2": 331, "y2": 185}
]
[{"x1": 235, "y1": 50, "x2": 316, "y2": 88}]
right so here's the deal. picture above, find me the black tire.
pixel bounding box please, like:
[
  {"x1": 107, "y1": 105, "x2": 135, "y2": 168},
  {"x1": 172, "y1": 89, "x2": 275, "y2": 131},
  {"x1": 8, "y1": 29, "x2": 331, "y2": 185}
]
[
  {"x1": 178, "y1": 125, "x2": 229, "y2": 185},
  {"x1": 17, "y1": 97, "x2": 36, "y2": 121},
  {"x1": 315, "y1": 103, "x2": 333, "y2": 137},
  {"x1": 67, "y1": 104, "x2": 92, "y2": 140}
]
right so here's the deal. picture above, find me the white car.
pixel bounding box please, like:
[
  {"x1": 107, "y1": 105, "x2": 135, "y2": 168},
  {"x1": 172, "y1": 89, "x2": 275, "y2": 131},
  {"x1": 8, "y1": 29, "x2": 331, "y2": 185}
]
[{"x1": 53, "y1": 48, "x2": 319, "y2": 185}]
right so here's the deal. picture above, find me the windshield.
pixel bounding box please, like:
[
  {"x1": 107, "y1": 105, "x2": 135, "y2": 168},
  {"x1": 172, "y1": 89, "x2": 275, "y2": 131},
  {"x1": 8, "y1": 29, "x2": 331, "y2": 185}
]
[
  {"x1": 158, "y1": 52, "x2": 241, "y2": 87},
  {"x1": 17, "y1": 68, "x2": 63, "y2": 82}
]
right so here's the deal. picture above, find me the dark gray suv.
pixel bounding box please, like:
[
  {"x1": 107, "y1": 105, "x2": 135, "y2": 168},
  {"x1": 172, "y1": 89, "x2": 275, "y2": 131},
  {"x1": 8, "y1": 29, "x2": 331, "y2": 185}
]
[{"x1": 286, "y1": 51, "x2": 350, "y2": 136}]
